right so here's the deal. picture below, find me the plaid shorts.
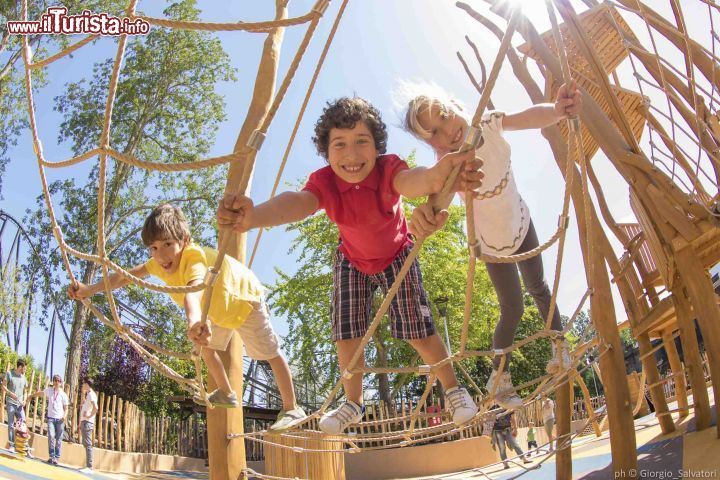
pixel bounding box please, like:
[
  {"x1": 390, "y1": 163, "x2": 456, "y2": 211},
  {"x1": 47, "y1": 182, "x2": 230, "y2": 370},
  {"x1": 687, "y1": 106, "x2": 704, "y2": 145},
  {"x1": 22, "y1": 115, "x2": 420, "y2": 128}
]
[{"x1": 331, "y1": 245, "x2": 436, "y2": 341}]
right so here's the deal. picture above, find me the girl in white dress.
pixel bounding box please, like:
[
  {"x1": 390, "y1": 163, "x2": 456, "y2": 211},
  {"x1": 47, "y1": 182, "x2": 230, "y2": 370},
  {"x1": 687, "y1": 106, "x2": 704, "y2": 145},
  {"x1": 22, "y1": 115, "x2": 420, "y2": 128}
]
[{"x1": 401, "y1": 81, "x2": 581, "y2": 409}]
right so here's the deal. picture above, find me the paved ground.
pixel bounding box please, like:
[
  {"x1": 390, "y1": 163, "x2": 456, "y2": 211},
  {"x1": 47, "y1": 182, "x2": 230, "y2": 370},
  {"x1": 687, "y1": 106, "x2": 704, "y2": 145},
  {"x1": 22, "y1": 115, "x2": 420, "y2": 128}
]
[
  {"x1": 410, "y1": 390, "x2": 718, "y2": 479},
  {"x1": 0, "y1": 391, "x2": 717, "y2": 480}
]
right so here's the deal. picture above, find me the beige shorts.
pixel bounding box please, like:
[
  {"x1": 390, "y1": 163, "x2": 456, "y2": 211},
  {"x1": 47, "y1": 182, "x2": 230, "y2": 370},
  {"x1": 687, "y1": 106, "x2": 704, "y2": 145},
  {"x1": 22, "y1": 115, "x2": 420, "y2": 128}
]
[{"x1": 207, "y1": 301, "x2": 281, "y2": 360}]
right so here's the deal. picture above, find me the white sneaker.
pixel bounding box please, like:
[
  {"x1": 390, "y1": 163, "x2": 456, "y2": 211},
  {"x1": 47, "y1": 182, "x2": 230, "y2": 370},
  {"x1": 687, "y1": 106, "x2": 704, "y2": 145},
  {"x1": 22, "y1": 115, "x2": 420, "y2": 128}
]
[
  {"x1": 319, "y1": 401, "x2": 363, "y2": 435},
  {"x1": 270, "y1": 407, "x2": 307, "y2": 431},
  {"x1": 7, "y1": 446, "x2": 15, "y2": 454},
  {"x1": 546, "y1": 339, "x2": 572, "y2": 374},
  {"x1": 79, "y1": 467, "x2": 93, "y2": 473},
  {"x1": 486, "y1": 369, "x2": 523, "y2": 410},
  {"x1": 445, "y1": 387, "x2": 478, "y2": 426}
]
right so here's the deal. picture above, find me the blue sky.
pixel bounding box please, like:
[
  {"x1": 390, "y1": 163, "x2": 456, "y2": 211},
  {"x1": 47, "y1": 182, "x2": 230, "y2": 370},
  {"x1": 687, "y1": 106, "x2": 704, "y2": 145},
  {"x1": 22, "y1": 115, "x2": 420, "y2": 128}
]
[{"x1": 2, "y1": 0, "x2": 716, "y2": 375}]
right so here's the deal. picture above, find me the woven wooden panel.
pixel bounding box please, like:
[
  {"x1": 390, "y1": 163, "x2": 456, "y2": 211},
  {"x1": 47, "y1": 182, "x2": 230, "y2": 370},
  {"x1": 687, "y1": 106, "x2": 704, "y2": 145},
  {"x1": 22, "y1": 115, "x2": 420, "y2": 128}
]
[
  {"x1": 517, "y1": 3, "x2": 646, "y2": 160},
  {"x1": 555, "y1": 78, "x2": 647, "y2": 161},
  {"x1": 517, "y1": 3, "x2": 637, "y2": 79}
]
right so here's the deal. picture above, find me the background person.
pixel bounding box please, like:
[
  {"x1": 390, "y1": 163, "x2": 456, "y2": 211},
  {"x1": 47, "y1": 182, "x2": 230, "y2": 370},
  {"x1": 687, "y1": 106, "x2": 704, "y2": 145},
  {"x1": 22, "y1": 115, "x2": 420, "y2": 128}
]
[
  {"x1": 29, "y1": 374, "x2": 69, "y2": 465},
  {"x1": 77, "y1": 377, "x2": 98, "y2": 472},
  {"x1": 2, "y1": 359, "x2": 27, "y2": 453}
]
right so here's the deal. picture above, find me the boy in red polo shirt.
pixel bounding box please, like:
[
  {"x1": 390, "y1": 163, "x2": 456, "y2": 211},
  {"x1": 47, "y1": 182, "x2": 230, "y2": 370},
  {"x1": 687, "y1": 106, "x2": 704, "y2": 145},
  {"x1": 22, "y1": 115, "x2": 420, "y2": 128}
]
[{"x1": 218, "y1": 97, "x2": 483, "y2": 434}]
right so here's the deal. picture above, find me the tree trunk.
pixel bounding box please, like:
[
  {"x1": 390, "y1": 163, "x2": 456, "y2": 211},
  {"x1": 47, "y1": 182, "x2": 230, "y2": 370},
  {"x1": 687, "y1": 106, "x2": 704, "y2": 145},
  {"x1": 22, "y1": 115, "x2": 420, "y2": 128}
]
[
  {"x1": 373, "y1": 330, "x2": 394, "y2": 415},
  {"x1": 65, "y1": 262, "x2": 98, "y2": 391}
]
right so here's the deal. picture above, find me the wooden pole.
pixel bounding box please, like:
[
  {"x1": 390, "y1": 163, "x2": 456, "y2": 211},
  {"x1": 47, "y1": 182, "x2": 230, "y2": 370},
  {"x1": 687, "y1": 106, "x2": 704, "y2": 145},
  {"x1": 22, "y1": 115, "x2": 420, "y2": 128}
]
[
  {"x1": 611, "y1": 256, "x2": 673, "y2": 433},
  {"x1": 662, "y1": 331, "x2": 689, "y2": 418},
  {"x1": 556, "y1": 382, "x2": 572, "y2": 479},
  {"x1": 463, "y1": 5, "x2": 638, "y2": 474},
  {"x1": 588, "y1": 249, "x2": 638, "y2": 477},
  {"x1": 109, "y1": 395, "x2": 116, "y2": 451},
  {"x1": 208, "y1": 2, "x2": 291, "y2": 479},
  {"x1": 637, "y1": 333, "x2": 674, "y2": 432},
  {"x1": 673, "y1": 288, "x2": 711, "y2": 429},
  {"x1": 672, "y1": 239, "x2": 720, "y2": 438}
]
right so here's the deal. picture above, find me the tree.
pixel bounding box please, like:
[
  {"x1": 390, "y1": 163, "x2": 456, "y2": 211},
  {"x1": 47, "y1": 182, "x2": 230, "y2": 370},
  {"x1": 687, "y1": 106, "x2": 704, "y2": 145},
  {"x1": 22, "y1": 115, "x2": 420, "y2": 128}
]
[
  {"x1": 570, "y1": 309, "x2": 605, "y2": 397},
  {"x1": 0, "y1": 266, "x2": 31, "y2": 349},
  {"x1": 0, "y1": 1, "x2": 128, "y2": 198},
  {"x1": 23, "y1": 0, "x2": 236, "y2": 397}
]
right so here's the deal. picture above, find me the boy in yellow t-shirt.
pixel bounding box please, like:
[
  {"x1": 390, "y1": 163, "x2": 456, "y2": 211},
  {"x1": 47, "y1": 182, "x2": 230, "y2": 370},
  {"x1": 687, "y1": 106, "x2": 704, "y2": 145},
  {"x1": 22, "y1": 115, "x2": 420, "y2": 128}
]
[{"x1": 68, "y1": 204, "x2": 306, "y2": 431}]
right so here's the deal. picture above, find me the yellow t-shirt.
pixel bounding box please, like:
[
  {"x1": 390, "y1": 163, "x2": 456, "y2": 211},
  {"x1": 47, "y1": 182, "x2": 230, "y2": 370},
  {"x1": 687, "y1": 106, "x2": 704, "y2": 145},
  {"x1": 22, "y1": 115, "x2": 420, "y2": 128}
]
[{"x1": 144, "y1": 244, "x2": 264, "y2": 329}]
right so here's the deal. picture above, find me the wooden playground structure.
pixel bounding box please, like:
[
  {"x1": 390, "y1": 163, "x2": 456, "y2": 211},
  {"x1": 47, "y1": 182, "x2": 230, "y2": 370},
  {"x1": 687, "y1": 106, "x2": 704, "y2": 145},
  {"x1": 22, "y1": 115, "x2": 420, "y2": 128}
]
[{"x1": 14, "y1": 0, "x2": 720, "y2": 478}]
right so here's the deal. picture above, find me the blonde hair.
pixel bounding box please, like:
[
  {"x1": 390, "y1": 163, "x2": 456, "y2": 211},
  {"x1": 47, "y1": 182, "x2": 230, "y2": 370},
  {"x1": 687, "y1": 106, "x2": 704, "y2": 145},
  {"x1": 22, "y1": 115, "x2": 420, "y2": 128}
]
[{"x1": 394, "y1": 80, "x2": 467, "y2": 142}]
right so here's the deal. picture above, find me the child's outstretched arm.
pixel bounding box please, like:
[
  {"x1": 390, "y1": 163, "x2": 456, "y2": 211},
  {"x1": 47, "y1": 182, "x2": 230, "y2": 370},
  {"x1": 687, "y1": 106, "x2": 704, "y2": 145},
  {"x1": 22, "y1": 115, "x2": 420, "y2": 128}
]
[
  {"x1": 217, "y1": 191, "x2": 319, "y2": 234},
  {"x1": 393, "y1": 149, "x2": 483, "y2": 199},
  {"x1": 67, "y1": 264, "x2": 148, "y2": 300},
  {"x1": 503, "y1": 81, "x2": 582, "y2": 131}
]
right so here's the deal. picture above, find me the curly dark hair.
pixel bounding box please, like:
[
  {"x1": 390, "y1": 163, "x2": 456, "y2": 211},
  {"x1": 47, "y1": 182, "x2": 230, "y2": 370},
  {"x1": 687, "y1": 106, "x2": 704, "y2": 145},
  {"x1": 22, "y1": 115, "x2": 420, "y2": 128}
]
[{"x1": 312, "y1": 97, "x2": 388, "y2": 159}]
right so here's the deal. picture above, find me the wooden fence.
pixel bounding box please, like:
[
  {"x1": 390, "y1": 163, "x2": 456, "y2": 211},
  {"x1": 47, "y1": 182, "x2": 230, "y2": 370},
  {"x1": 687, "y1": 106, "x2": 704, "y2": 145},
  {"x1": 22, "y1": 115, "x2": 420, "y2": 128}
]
[
  {"x1": 15, "y1": 354, "x2": 707, "y2": 462},
  {"x1": 0, "y1": 359, "x2": 208, "y2": 458}
]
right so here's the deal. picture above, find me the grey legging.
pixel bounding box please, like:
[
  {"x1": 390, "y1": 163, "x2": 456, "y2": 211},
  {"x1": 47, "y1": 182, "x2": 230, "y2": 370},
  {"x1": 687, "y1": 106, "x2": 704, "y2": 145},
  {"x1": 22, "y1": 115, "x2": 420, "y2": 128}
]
[{"x1": 486, "y1": 220, "x2": 562, "y2": 370}]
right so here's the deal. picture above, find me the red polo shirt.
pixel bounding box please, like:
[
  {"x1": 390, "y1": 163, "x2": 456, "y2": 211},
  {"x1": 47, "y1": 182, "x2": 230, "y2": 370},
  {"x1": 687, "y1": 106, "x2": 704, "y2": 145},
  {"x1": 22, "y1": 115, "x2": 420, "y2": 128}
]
[{"x1": 303, "y1": 154, "x2": 413, "y2": 274}]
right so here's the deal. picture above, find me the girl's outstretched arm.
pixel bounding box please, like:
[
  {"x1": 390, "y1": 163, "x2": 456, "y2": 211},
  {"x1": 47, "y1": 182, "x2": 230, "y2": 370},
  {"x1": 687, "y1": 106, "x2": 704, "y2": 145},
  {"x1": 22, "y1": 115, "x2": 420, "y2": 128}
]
[
  {"x1": 503, "y1": 81, "x2": 581, "y2": 131},
  {"x1": 393, "y1": 149, "x2": 482, "y2": 198}
]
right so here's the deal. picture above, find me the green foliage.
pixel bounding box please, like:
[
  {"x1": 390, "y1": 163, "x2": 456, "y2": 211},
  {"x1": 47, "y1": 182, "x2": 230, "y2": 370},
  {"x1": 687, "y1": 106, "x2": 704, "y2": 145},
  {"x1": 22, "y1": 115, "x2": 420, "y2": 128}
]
[
  {"x1": 568, "y1": 309, "x2": 604, "y2": 398},
  {"x1": 0, "y1": 267, "x2": 31, "y2": 333},
  {"x1": 22, "y1": 0, "x2": 235, "y2": 416},
  {"x1": 0, "y1": 341, "x2": 42, "y2": 384},
  {"x1": 0, "y1": 1, "x2": 128, "y2": 198}
]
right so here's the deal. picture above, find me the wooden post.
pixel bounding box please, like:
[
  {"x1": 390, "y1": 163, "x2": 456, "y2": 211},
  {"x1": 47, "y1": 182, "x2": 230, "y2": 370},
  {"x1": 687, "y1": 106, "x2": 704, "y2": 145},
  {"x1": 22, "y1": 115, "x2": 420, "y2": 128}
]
[
  {"x1": 109, "y1": 395, "x2": 117, "y2": 451},
  {"x1": 637, "y1": 333, "x2": 674, "y2": 433},
  {"x1": 588, "y1": 247, "x2": 638, "y2": 477},
  {"x1": 661, "y1": 331, "x2": 689, "y2": 417},
  {"x1": 673, "y1": 288, "x2": 711, "y2": 429},
  {"x1": 38, "y1": 377, "x2": 49, "y2": 436},
  {"x1": 122, "y1": 401, "x2": 129, "y2": 452},
  {"x1": 24, "y1": 369, "x2": 35, "y2": 420},
  {"x1": 556, "y1": 382, "x2": 572, "y2": 480},
  {"x1": 207, "y1": 3, "x2": 294, "y2": 478},
  {"x1": 672, "y1": 239, "x2": 720, "y2": 438},
  {"x1": 1, "y1": 363, "x2": 8, "y2": 424}
]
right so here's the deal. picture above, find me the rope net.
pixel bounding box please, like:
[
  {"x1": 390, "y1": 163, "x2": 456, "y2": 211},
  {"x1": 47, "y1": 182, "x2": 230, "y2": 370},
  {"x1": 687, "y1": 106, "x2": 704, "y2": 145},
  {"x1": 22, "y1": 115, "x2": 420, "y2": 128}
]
[{"x1": 19, "y1": 0, "x2": 720, "y2": 479}]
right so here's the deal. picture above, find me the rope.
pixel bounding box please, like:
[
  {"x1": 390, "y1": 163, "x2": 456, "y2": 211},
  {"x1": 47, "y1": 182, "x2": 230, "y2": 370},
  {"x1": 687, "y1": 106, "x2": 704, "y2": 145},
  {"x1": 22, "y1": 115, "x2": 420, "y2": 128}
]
[
  {"x1": 29, "y1": 34, "x2": 98, "y2": 70},
  {"x1": 23, "y1": 0, "x2": 708, "y2": 475},
  {"x1": 20, "y1": 0, "x2": 334, "y2": 424},
  {"x1": 228, "y1": 343, "x2": 612, "y2": 457},
  {"x1": 542, "y1": 0, "x2": 587, "y2": 340},
  {"x1": 129, "y1": 11, "x2": 318, "y2": 33},
  {"x1": 41, "y1": 146, "x2": 244, "y2": 171},
  {"x1": 249, "y1": 0, "x2": 350, "y2": 267}
]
